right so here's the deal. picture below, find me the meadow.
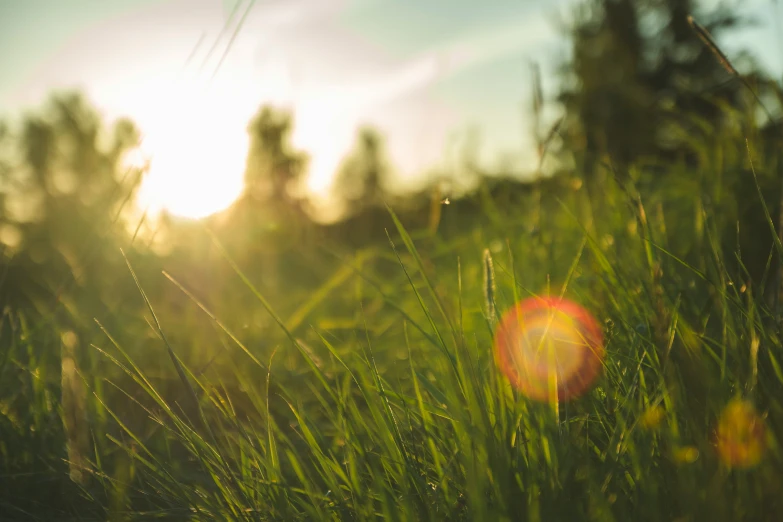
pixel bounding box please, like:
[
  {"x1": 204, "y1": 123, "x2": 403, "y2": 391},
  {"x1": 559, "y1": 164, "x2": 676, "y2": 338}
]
[
  {"x1": 3, "y1": 123, "x2": 783, "y2": 520},
  {"x1": 2, "y1": 1, "x2": 783, "y2": 520}
]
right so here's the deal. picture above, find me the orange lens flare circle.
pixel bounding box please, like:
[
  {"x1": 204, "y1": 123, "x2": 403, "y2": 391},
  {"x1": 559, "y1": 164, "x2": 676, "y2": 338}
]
[{"x1": 494, "y1": 297, "x2": 605, "y2": 401}]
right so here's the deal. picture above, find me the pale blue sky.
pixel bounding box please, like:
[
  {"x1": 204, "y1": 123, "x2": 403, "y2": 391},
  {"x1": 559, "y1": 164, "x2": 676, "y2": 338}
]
[{"x1": 0, "y1": 0, "x2": 780, "y2": 219}]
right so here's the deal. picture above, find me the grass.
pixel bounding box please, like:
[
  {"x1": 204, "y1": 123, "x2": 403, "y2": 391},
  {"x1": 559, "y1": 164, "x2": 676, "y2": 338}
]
[
  {"x1": 2, "y1": 61, "x2": 783, "y2": 518},
  {"x1": 3, "y1": 130, "x2": 783, "y2": 521}
]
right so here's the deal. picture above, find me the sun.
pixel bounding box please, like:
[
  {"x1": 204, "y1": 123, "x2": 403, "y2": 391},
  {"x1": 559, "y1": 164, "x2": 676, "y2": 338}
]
[
  {"x1": 120, "y1": 60, "x2": 369, "y2": 221},
  {"x1": 127, "y1": 77, "x2": 253, "y2": 220},
  {"x1": 135, "y1": 121, "x2": 248, "y2": 220}
]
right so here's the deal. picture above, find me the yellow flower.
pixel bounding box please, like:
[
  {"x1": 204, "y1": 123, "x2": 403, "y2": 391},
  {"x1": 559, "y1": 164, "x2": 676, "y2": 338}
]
[
  {"x1": 673, "y1": 446, "x2": 699, "y2": 464},
  {"x1": 715, "y1": 399, "x2": 767, "y2": 469},
  {"x1": 640, "y1": 405, "x2": 665, "y2": 430}
]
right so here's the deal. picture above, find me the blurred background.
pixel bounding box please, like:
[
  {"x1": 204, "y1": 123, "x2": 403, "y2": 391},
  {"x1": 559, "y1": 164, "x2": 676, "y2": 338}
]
[
  {"x1": 2, "y1": 0, "x2": 779, "y2": 220},
  {"x1": 1, "y1": 0, "x2": 782, "y2": 519}
]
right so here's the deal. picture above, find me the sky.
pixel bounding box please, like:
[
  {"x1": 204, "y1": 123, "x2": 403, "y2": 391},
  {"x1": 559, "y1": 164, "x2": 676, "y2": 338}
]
[{"x1": 0, "y1": 0, "x2": 780, "y2": 220}]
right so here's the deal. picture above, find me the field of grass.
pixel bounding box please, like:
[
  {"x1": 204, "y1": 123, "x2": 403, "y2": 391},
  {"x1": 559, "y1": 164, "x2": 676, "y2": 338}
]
[{"x1": 2, "y1": 115, "x2": 783, "y2": 522}]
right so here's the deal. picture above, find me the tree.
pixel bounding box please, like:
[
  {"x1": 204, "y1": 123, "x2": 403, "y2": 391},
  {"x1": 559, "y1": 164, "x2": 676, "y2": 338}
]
[
  {"x1": 556, "y1": 0, "x2": 783, "y2": 295},
  {"x1": 226, "y1": 106, "x2": 311, "y2": 292},
  {"x1": 556, "y1": 0, "x2": 759, "y2": 179},
  {"x1": 243, "y1": 106, "x2": 307, "y2": 204},
  {"x1": 333, "y1": 126, "x2": 389, "y2": 216},
  {"x1": 0, "y1": 91, "x2": 145, "y2": 487},
  {"x1": 1, "y1": 91, "x2": 144, "y2": 313}
]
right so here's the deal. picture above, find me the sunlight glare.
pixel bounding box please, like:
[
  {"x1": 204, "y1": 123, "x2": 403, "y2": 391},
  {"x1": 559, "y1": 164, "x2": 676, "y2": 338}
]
[{"x1": 131, "y1": 76, "x2": 251, "y2": 220}]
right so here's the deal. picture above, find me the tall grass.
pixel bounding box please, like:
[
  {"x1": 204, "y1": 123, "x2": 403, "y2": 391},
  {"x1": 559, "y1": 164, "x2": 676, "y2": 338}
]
[
  {"x1": 3, "y1": 23, "x2": 783, "y2": 518},
  {"x1": 4, "y1": 121, "x2": 783, "y2": 520}
]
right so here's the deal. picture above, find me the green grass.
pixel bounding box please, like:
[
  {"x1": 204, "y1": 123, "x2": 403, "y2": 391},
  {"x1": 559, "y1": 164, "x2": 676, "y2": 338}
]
[
  {"x1": 3, "y1": 133, "x2": 783, "y2": 521},
  {"x1": 1, "y1": 83, "x2": 783, "y2": 519}
]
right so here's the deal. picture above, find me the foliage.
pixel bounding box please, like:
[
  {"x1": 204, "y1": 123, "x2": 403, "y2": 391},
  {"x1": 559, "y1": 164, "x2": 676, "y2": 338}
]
[
  {"x1": 334, "y1": 127, "x2": 390, "y2": 217},
  {"x1": 2, "y1": 0, "x2": 783, "y2": 519},
  {"x1": 556, "y1": 0, "x2": 779, "y2": 175},
  {"x1": 555, "y1": 0, "x2": 783, "y2": 292},
  {"x1": 243, "y1": 106, "x2": 308, "y2": 206}
]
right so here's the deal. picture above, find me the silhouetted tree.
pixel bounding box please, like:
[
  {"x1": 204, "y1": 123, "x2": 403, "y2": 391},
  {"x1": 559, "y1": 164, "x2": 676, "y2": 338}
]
[
  {"x1": 556, "y1": 0, "x2": 761, "y2": 179},
  {"x1": 0, "y1": 91, "x2": 144, "y2": 313},
  {"x1": 243, "y1": 106, "x2": 307, "y2": 205},
  {"x1": 333, "y1": 126, "x2": 389, "y2": 216},
  {"x1": 225, "y1": 106, "x2": 312, "y2": 292},
  {"x1": 555, "y1": 0, "x2": 783, "y2": 310},
  {"x1": 0, "y1": 91, "x2": 146, "y2": 489}
]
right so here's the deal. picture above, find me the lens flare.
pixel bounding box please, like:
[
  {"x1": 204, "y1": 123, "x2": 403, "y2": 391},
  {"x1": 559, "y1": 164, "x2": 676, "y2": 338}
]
[
  {"x1": 493, "y1": 296, "x2": 604, "y2": 401},
  {"x1": 715, "y1": 399, "x2": 767, "y2": 469}
]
